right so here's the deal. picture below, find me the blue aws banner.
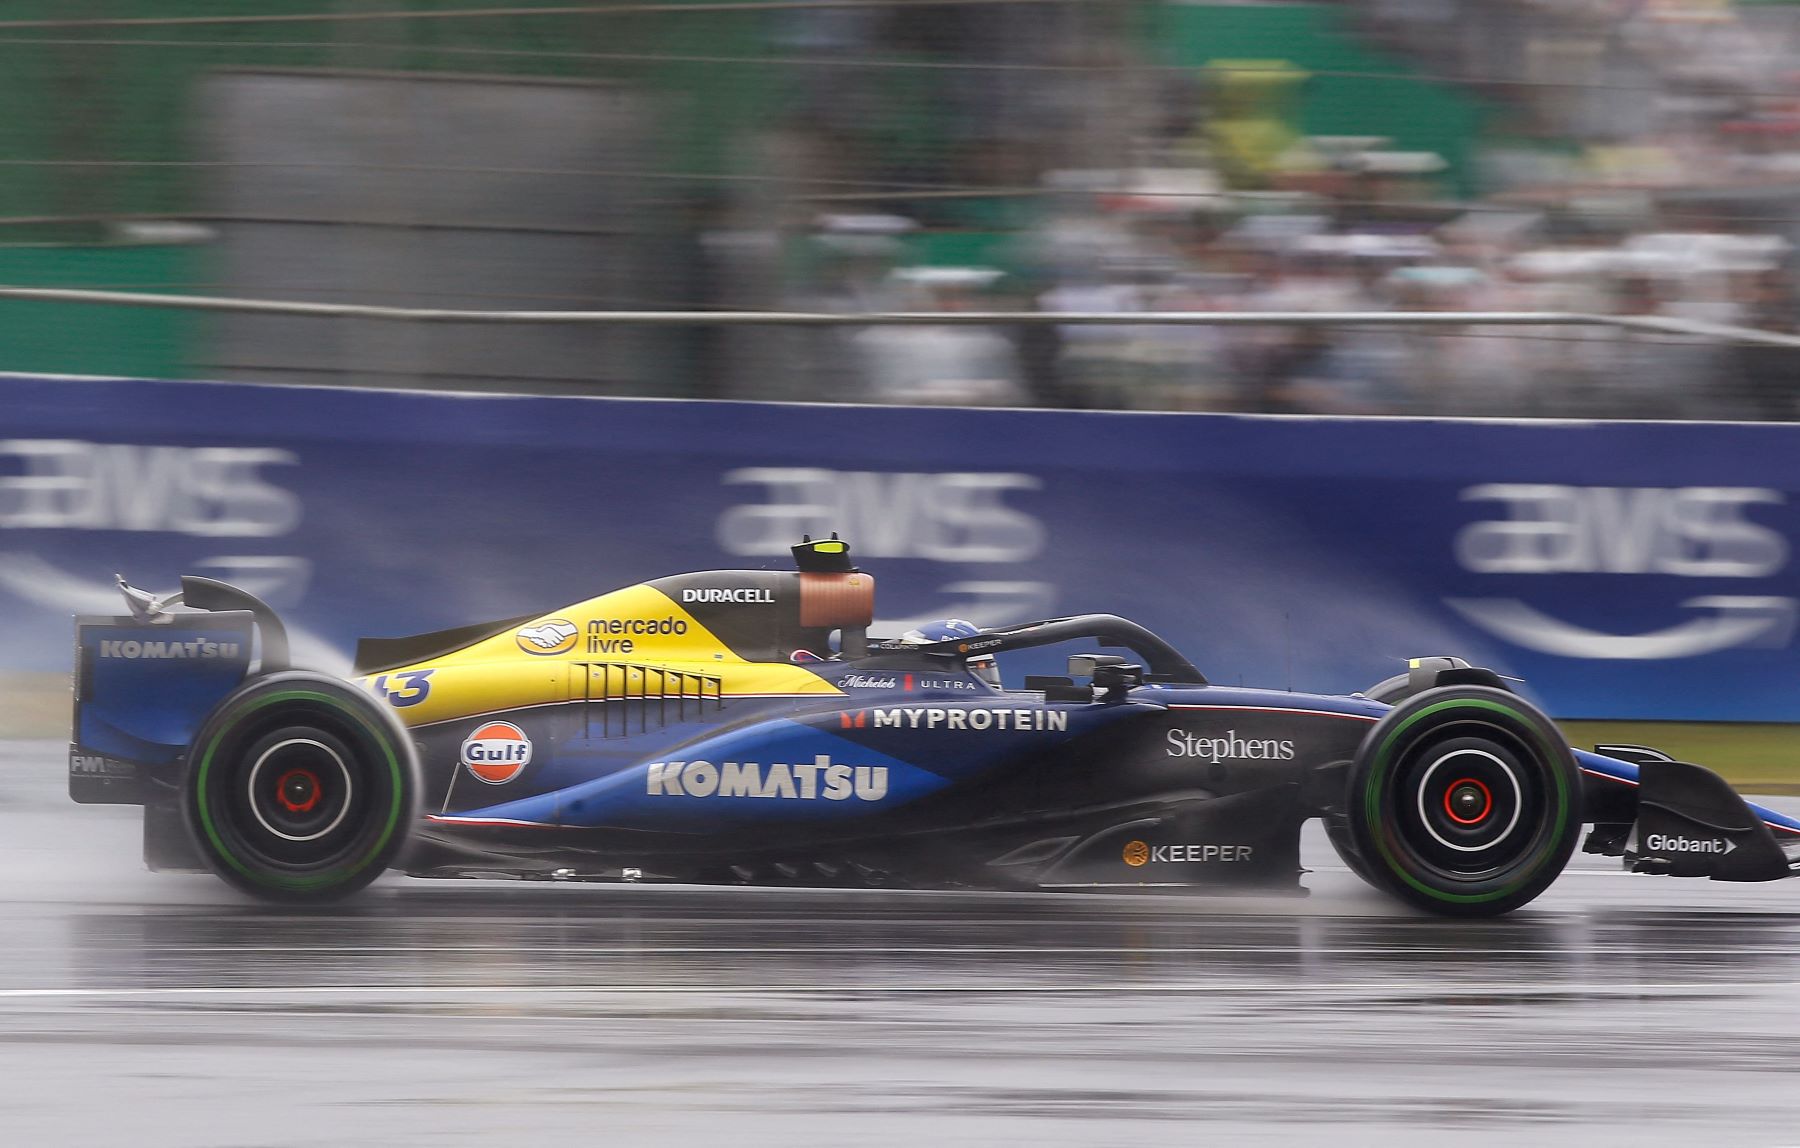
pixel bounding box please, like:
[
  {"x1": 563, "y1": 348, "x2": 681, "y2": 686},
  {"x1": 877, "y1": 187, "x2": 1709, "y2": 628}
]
[{"x1": 5, "y1": 373, "x2": 1800, "y2": 721}]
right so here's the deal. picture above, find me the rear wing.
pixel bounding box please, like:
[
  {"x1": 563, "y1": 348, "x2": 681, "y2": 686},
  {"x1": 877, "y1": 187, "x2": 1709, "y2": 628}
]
[{"x1": 69, "y1": 577, "x2": 287, "y2": 805}]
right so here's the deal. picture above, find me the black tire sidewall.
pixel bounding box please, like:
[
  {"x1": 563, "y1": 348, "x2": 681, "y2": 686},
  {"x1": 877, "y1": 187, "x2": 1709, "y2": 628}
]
[
  {"x1": 1323, "y1": 811, "x2": 1376, "y2": 886},
  {"x1": 183, "y1": 671, "x2": 417, "y2": 902},
  {"x1": 1347, "y1": 686, "x2": 1580, "y2": 917}
]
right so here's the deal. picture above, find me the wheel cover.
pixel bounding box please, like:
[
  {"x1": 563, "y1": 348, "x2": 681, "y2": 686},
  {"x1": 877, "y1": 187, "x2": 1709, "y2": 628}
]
[
  {"x1": 246, "y1": 737, "x2": 356, "y2": 844},
  {"x1": 1408, "y1": 746, "x2": 1523, "y2": 857}
]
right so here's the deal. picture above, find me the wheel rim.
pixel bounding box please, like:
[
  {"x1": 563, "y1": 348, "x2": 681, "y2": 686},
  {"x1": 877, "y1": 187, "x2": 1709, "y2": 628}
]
[
  {"x1": 246, "y1": 737, "x2": 356, "y2": 843},
  {"x1": 1410, "y1": 747, "x2": 1522, "y2": 855},
  {"x1": 226, "y1": 726, "x2": 367, "y2": 867}
]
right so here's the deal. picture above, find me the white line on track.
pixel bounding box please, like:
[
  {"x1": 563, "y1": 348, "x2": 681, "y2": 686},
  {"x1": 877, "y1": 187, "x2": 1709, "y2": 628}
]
[
  {"x1": 13, "y1": 944, "x2": 1800, "y2": 957},
  {"x1": 0, "y1": 981, "x2": 1770, "y2": 1001}
]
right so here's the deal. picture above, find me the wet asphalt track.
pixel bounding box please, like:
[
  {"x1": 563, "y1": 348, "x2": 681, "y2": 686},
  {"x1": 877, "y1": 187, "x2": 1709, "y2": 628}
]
[{"x1": 4, "y1": 740, "x2": 1800, "y2": 1147}]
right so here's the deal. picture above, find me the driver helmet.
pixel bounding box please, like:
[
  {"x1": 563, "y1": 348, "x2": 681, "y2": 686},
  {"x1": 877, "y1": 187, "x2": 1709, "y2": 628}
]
[{"x1": 900, "y1": 618, "x2": 1001, "y2": 688}]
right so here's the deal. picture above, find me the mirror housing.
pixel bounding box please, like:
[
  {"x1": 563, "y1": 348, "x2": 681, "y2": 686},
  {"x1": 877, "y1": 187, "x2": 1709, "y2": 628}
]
[
  {"x1": 1068, "y1": 653, "x2": 1129, "y2": 678},
  {"x1": 1091, "y1": 661, "x2": 1144, "y2": 701}
]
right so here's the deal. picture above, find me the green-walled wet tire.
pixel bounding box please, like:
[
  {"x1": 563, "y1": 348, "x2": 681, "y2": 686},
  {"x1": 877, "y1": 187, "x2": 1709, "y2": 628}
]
[
  {"x1": 1346, "y1": 686, "x2": 1581, "y2": 918},
  {"x1": 182, "y1": 671, "x2": 417, "y2": 903}
]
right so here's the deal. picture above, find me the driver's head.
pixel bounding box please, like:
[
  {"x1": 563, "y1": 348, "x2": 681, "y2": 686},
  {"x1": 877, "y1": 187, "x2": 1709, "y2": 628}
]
[
  {"x1": 899, "y1": 618, "x2": 1001, "y2": 688},
  {"x1": 965, "y1": 653, "x2": 1001, "y2": 688}
]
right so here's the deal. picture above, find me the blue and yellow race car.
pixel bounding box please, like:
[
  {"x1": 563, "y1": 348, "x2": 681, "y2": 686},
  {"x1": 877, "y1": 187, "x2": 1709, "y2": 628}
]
[{"x1": 70, "y1": 536, "x2": 1800, "y2": 915}]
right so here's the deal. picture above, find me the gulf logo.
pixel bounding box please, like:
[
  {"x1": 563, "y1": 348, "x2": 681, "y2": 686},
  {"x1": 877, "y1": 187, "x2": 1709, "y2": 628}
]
[{"x1": 461, "y1": 721, "x2": 534, "y2": 785}]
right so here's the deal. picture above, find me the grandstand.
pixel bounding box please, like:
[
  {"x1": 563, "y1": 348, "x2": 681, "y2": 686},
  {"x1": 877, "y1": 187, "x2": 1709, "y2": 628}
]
[{"x1": 0, "y1": 0, "x2": 1796, "y2": 415}]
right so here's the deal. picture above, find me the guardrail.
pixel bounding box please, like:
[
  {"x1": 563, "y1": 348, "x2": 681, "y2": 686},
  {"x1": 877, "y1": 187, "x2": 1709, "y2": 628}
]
[{"x1": 3, "y1": 285, "x2": 1800, "y2": 347}]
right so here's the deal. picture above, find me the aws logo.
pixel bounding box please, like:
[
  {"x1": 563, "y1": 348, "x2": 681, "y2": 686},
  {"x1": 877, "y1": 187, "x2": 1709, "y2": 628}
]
[
  {"x1": 1449, "y1": 485, "x2": 1796, "y2": 660},
  {"x1": 715, "y1": 468, "x2": 1057, "y2": 630},
  {"x1": 517, "y1": 619, "x2": 578, "y2": 655}
]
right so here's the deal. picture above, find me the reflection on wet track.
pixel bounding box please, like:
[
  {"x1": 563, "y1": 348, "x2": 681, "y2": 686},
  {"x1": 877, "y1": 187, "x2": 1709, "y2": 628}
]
[{"x1": 2, "y1": 742, "x2": 1798, "y2": 1146}]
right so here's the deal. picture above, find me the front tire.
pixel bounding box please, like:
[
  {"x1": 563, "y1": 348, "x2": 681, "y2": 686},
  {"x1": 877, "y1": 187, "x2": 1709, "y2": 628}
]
[
  {"x1": 1323, "y1": 810, "x2": 1376, "y2": 885},
  {"x1": 1345, "y1": 686, "x2": 1580, "y2": 917},
  {"x1": 183, "y1": 671, "x2": 418, "y2": 903}
]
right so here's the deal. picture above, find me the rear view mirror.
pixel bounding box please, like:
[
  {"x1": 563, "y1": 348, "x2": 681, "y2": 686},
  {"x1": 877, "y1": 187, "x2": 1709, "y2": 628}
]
[
  {"x1": 1067, "y1": 653, "x2": 1129, "y2": 678},
  {"x1": 1091, "y1": 662, "x2": 1144, "y2": 701}
]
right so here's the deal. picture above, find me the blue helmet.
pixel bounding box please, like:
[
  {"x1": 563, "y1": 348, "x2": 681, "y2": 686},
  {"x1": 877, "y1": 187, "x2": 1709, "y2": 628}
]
[{"x1": 900, "y1": 618, "x2": 982, "y2": 645}]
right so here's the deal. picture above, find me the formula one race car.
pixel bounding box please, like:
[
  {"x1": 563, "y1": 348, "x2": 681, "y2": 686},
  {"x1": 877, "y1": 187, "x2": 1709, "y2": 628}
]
[{"x1": 70, "y1": 536, "x2": 1800, "y2": 916}]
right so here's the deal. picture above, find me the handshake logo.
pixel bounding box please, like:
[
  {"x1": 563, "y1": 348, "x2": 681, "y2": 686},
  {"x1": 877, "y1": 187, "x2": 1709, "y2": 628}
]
[{"x1": 516, "y1": 619, "x2": 578, "y2": 655}]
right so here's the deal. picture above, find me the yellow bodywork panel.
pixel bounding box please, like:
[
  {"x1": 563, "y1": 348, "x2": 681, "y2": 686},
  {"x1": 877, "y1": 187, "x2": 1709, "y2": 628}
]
[{"x1": 361, "y1": 583, "x2": 841, "y2": 727}]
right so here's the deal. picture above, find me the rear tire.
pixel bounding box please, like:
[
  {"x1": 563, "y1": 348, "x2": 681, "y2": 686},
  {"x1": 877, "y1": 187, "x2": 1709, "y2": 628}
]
[
  {"x1": 1345, "y1": 686, "x2": 1580, "y2": 917},
  {"x1": 183, "y1": 671, "x2": 417, "y2": 903}
]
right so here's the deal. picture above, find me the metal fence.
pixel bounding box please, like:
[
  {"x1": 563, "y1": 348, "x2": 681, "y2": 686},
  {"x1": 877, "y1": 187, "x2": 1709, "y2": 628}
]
[{"x1": 5, "y1": 286, "x2": 1799, "y2": 420}]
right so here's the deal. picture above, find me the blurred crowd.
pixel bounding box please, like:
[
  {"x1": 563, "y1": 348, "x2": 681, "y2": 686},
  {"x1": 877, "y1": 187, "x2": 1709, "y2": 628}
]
[
  {"x1": 758, "y1": 0, "x2": 1800, "y2": 420},
  {"x1": 785, "y1": 190, "x2": 1800, "y2": 420}
]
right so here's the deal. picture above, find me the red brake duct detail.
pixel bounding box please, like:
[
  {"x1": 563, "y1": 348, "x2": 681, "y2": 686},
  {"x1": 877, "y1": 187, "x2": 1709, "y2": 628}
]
[
  {"x1": 276, "y1": 768, "x2": 322, "y2": 814},
  {"x1": 1443, "y1": 777, "x2": 1493, "y2": 826}
]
